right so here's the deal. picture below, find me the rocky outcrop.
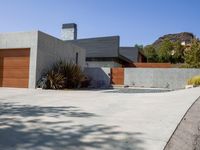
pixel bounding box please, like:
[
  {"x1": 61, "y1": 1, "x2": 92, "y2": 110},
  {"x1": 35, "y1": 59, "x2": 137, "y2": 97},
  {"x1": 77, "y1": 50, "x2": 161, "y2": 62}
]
[{"x1": 153, "y1": 32, "x2": 194, "y2": 48}]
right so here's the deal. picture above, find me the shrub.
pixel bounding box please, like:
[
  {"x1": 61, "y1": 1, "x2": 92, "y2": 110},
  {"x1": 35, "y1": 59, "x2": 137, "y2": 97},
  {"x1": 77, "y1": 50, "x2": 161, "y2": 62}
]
[
  {"x1": 187, "y1": 75, "x2": 200, "y2": 86},
  {"x1": 37, "y1": 60, "x2": 90, "y2": 89},
  {"x1": 143, "y1": 45, "x2": 158, "y2": 62},
  {"x1": 179, "y1": 64, "x2": 188, "y2": 68},
  {"x1": 44, "y1": 70, "x2": 65, "y2": 89},
  {"x1": 184, "y1": 39, "x2": 200, "y2": 68},
  {"x1": 157, "y1": 39, "x2": 173, "y2": 63},
  {"x1": 58, "y1": 61, "x2": 85, "y2": 88}
]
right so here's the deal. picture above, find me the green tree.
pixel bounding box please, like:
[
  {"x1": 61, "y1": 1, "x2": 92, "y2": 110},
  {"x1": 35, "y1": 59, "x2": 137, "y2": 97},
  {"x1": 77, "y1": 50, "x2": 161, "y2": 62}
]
[
  {"x1": 134, "y1": 44, "x2": 143, "y2": 50},
  {"x1": 184, "y1": 39, "x2": 200, "y2": 68},
  {"x1": 143, "y1": 45, "x2": 158, "y2": 62},
  {"x1": 134, "y1": 44, "x2": 144, "y2": 54},
  {"x1": 170, "y1": 41, "x2": 184, "y2": 63},
  {"x1": 157, "y1": 39, "x2": 173, "y2": 62}
]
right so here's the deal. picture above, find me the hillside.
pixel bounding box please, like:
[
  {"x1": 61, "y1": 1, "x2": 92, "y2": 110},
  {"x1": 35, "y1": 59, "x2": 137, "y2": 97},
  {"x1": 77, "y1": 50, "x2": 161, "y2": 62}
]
[{"x1": 152, "y1": 32, "x2": 194, "y2": 48}]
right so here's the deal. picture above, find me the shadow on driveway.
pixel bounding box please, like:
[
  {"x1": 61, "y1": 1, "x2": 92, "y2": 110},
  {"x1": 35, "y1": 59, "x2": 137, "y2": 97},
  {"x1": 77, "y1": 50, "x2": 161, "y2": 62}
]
[{"x1": 0, "y1": 102, "x2": 144, "y2": 150}]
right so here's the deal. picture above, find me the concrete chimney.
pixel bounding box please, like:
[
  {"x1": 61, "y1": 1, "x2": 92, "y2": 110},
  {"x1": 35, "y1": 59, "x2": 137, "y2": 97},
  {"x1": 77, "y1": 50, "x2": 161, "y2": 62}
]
[{"x1": 61, "y1": 23, "x2": 77, "y2": 41}]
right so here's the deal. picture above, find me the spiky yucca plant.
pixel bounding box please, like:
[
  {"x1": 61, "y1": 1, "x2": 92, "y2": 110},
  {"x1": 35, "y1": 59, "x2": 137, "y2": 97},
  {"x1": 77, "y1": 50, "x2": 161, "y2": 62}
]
[
  {"x1": 38, "y1": 60, "x2": 88, "y2": 89},
  {"x1": 45, "y1": 70, "x2": 65, "y2": 89},
  {"x1": 60, "y1": 61, "x2": 85, "y2": 88}
]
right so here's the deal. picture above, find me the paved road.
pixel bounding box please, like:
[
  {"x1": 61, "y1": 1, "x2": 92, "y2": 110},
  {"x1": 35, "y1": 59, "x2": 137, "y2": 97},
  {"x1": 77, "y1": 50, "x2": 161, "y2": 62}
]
[
  {"x1": 164, "y1": 97, "x2": 200, "y2": 150},
  {"x1": 0, "y1": 87, "x2": 200, "y2": 150}
]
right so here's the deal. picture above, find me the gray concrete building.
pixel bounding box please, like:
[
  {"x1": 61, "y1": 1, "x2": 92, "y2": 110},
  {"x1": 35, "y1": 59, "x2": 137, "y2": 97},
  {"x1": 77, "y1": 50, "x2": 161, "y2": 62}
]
[
  {"x1": 0, "y1": 23, "x2": 145, "y2": 88},
  {"x1": 67, "y1": 36, "x2": 134, "y2": 67},
  {"x1": 0, "y1": 31, "x2": 85, "y2": 88},
  {"x1": 62, "y1": 23, "x2": 146, "y2": 67}
]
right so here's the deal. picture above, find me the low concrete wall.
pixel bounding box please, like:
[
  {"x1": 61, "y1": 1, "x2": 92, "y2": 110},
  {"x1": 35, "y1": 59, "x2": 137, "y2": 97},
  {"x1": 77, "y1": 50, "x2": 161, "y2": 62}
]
[
  {"x1": 84, "y1": 67, "x2": 110, "y2": 88},
  {"x1": 125, "y1": 68, "x2": 200, "y2": 89},
  {"x1": 84, "y1": 67, "x2": 200, "y2": 89}
]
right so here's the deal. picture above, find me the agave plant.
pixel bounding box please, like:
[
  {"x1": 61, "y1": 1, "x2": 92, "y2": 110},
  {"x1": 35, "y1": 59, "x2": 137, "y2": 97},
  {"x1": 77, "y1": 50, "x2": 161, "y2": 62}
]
[
  {"x1": 60, "y1": 61, "x2": 85, "y2": 88},
  {"x1": 45, "y1": 70, "x2": 65, "y2": 89},
  {"x1": 37, "y1": 60, "x2": 90, "y2": 89}
]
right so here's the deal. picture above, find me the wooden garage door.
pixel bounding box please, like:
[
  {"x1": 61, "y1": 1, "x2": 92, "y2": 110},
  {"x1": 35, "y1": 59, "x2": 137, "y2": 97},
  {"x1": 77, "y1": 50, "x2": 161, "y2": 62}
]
[
  {"x1": 111, "y1": 68, "x2": 124, "y2": 85},
  {"x1": 0, "y1": 49, "x2": 30, "y2": 88}
]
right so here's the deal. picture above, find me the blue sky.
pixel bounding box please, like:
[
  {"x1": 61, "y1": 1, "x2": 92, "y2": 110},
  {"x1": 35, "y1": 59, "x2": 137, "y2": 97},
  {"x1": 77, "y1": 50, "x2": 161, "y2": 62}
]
[{"x1": 0, "y1": 0, "x2": 199, "y2": 46}]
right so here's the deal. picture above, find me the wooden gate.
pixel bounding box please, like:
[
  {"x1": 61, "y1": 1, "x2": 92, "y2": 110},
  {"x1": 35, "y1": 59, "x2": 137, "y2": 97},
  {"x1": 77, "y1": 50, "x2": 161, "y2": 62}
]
[{"x1": 111, "y1": 68, "x2": 124, "y2": 85}]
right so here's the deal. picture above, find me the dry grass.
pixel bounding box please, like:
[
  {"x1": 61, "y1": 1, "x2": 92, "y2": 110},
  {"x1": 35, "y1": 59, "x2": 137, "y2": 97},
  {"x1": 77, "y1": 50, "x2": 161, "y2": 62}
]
[{"x1": 188, "y1": 75, "x2": 200, "y2": 86}]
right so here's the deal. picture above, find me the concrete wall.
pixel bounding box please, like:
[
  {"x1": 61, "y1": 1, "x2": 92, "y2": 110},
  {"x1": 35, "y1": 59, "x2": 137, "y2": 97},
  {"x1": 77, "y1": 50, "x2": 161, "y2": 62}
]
[
  {"x1": 0, "y1": 31, "x2": 38, "y2": 88},
  {"x1": 36, "y1": 31, "x2": 86, "y2": 84},
  {"x1": 86, "y1": 61, "x2": 121, "y2": 68},
  {"x1": 85, "y1": 67, "x2": 200, "y2": 89},
  {"x1": 84, "y1": 67, "x2": 111, "y2": 88},
  {"x1": 125, "y1": 68, "x2": 200, "y2": 89}
]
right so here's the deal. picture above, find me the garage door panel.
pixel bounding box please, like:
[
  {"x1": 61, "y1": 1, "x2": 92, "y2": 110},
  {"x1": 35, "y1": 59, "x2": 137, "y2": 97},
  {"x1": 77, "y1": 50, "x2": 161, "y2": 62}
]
[
  {"x1": 0, "y1": 49, "x2": 30, "y2": 57},
  {"x1": 0, "y1": 57, "x2": 30, "y2": 68},
  {"x1": 0, "y1": 69, "x2": 29, "y2": 78},
  {"x1": 0, "y1": 78, "x2": 29, "y2": 88},
  {"x1": 0, "y1": 48, "x2": 30, "y2": 88},
  {"x1": 0, "y1": 66, "x2": 29, "y2": 69}
]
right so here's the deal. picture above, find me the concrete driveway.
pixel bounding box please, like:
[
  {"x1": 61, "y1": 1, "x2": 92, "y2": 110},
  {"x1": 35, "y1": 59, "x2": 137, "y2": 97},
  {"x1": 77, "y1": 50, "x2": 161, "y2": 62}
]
[{"x1": 0, "y1": 87, "x2": 200, "y2": 150}]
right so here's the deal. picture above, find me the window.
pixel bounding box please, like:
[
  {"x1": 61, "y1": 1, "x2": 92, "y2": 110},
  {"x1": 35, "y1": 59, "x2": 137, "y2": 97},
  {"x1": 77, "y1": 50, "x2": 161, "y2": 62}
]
[{"x1": 76, "y1": 52, "x2": 78, "y2": 64}]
